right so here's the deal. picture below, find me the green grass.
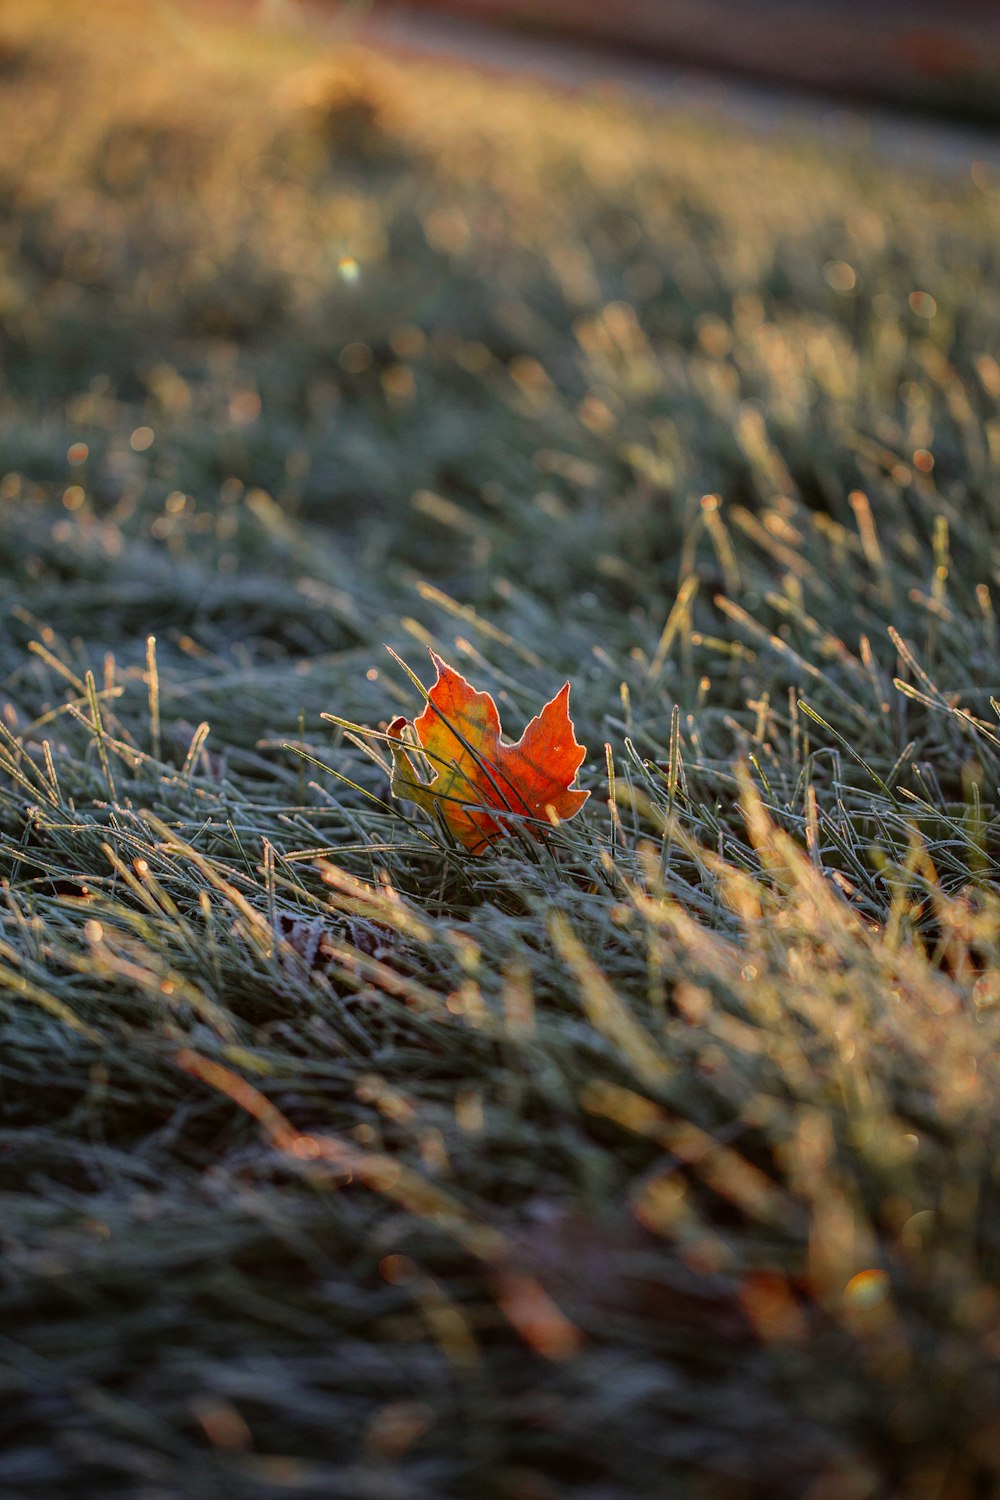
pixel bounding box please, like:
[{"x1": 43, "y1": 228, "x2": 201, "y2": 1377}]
[{"x1": 3, "y1": 3, "x2": 1000, "y2": 1496}]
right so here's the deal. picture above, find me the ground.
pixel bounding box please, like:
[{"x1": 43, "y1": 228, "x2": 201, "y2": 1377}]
[{"x1": 2, "y1": 3, "x2": 1000, "y2": 1498}]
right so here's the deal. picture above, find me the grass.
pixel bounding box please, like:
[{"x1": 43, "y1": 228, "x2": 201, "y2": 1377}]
[{"x1": 2, "y1": 2, "x2": 1000, "y2": 1496}]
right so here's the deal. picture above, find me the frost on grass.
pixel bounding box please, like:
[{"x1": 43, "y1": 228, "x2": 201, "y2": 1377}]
[{"x1": 1, "y1": 3, "x2": 1000, "y2": 1498}]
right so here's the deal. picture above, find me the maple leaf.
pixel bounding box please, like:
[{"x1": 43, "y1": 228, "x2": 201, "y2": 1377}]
[{"x1": 387, "y1": 652, "x2": 589, "y2": 854}]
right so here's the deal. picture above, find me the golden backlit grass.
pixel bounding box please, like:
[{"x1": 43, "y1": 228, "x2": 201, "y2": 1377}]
[{"x1": 2, "y1": 3, "x2": 1000, "y2": 1497}]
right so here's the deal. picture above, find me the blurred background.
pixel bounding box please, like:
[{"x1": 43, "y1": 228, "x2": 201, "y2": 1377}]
[
  {"x1": 338, "y1": 0, "x2": 1000, "y2": 121},
  {"x1": 2, "y1": 0, "x2": 998, "y2": 637}
]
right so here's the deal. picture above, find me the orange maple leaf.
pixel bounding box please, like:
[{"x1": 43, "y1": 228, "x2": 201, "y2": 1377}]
[{"x1": 387, "y1": 652, "x2": 589, "y2": 854}]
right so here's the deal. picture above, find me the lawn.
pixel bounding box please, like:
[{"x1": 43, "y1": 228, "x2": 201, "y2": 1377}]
[{"x1": 2, "y1": 3, "x2": 1000, "y2": 1497}]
